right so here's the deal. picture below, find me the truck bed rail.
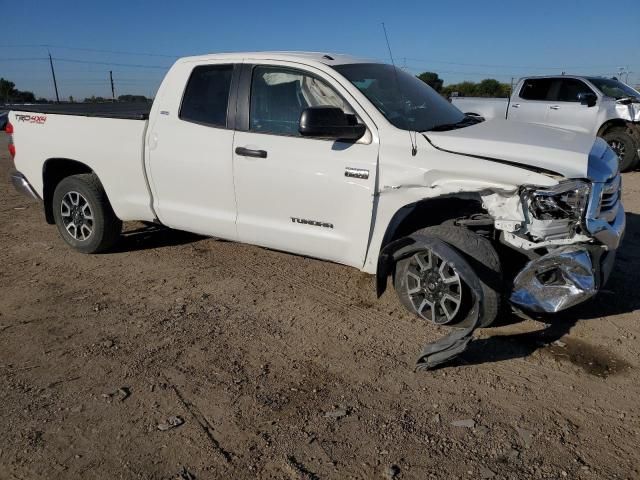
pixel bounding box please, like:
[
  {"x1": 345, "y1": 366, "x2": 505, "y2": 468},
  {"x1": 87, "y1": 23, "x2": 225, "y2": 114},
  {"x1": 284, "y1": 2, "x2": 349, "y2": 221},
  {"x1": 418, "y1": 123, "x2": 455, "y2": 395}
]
[{"x1": 3, "y1": 102, "x2": 151, "y2": 120}]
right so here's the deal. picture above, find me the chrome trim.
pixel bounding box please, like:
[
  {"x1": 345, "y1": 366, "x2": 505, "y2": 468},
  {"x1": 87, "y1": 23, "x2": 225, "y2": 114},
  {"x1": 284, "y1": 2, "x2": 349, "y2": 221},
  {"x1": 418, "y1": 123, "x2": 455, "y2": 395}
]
[
  {"x1": 586, "y1": 202, "x2": 625, "y2": 250},
  {"x1": 587, "y1": 138, "x2": 618, "y2": 182},
  {"x1": 10, "y1": 170, "x2": 41, "y2": 201},
  {"x1": 583, "y1": 142, "x2": 625, "y2": 250},
  {"x1": 510, "y1": 247, "x2": 597, "y2": 313},
  {"x1": 344, "y1": 167, "x2": 369, "y2": 179}
]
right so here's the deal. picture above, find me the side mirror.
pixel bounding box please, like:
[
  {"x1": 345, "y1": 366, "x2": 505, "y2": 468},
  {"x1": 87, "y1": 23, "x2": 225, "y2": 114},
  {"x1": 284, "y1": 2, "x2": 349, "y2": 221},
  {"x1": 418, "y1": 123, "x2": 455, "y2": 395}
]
[
  {"x1": 299, "y1": 106, "x2": 366, "y2": 141},
  {"x1": 577, "y1": 92, "x2": 597, "y2": 107}
]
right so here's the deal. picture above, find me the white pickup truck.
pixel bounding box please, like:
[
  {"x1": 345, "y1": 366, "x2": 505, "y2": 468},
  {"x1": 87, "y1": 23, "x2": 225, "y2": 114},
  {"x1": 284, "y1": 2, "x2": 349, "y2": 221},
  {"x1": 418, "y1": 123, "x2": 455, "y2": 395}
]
[
  {"x1": 451, "y1": 76, "x2": 640, "y2": 171},
  {"x1": 6, "y1": 52, "x2": 625, "y2": 330}
]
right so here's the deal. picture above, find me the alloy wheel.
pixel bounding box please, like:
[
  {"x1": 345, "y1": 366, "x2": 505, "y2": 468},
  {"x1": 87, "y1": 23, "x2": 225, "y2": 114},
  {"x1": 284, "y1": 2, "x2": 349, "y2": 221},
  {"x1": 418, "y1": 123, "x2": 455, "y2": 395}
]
[
  {"x1": 60, "y1": 191, "x2": 94, "y2": 241},
  {"x1": 405, "y1": 249, "x2": 463, "y2": 324},
  {"x1": 608, "y1": 139, "x2": 626, "y2": 160}
]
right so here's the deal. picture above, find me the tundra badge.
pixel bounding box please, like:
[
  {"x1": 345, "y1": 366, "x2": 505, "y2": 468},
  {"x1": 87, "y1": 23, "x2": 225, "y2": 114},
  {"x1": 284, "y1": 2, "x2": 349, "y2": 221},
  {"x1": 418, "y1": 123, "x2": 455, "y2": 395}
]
[{"x1": 291, "y1": 217, "x2": 334, "y2": 229}]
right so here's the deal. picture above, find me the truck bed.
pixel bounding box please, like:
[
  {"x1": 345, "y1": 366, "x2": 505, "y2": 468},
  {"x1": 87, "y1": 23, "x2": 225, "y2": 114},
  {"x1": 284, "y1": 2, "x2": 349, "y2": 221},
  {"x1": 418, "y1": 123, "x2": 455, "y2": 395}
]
[
  {"x1": 9, "y1": 108, "x2": 155, "y2": 223},
  {"x1": 3, "y1": 102, "x2": 151, "y2": 120}
]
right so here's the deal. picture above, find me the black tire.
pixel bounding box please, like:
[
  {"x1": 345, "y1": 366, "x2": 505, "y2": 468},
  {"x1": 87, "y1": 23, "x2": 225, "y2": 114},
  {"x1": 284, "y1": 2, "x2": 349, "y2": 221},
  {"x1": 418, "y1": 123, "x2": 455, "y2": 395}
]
[
  {"x1": 52, "y1": 174, "x2": 122, "y2": 253},
  {"x1": 393, "y1": 225, "x2": 502, "y2": 328},
  {"x1": 602, "y1": 127, "x2": 639, "y2": 172}
]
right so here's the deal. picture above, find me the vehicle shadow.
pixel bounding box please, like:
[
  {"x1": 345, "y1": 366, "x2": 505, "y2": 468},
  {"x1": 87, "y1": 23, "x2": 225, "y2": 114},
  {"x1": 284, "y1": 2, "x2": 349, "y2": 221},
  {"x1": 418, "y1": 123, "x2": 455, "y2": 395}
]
[
  {"x1": 110, "y1": 224, "x2": 205, "y2": 253},
  {"x1": 449, "y1": 211, "x2": 640, "y2": 369}
]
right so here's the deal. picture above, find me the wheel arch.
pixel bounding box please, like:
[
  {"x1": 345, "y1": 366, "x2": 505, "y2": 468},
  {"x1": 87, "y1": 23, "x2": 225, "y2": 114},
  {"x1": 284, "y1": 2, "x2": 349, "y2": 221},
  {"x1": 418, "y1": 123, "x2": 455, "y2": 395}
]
[
  {"x1": 42, "y1": 158, "x2": 94, "y2": 224},
  {"x1": 374, "y1": 194, "x2": 488, "y2": 297},
  {"x1": 597, "y1": 118, "x2": 630, "y2": 137}
]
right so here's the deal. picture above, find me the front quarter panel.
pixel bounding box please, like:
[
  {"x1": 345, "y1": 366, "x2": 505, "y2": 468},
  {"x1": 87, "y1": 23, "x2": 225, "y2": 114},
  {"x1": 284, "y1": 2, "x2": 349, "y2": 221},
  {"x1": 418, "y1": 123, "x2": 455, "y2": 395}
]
[{"x1": 363, "y1": 131, "x2": 557, "y2": 273}]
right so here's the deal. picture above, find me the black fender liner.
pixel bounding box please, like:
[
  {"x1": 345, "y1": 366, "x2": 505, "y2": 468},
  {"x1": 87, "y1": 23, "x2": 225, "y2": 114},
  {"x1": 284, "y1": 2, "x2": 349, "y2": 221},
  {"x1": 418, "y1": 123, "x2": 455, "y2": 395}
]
[{"x1": 381, "y1": 233, "x2": 484, "y2": 370}]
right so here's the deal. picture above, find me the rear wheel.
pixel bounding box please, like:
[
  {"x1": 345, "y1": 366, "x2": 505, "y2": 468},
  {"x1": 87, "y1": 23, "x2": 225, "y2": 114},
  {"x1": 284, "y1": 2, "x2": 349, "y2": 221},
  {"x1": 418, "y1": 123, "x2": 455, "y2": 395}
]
[
  {"x1": 602, "y1": 127, "x2": 639, "y2": 172},
  {"x1": 393, "y1": 225, "x2": 502, "y2": 328},
  {"x1": 52, "y1": 174, "x2": 122, "y2": 253}
]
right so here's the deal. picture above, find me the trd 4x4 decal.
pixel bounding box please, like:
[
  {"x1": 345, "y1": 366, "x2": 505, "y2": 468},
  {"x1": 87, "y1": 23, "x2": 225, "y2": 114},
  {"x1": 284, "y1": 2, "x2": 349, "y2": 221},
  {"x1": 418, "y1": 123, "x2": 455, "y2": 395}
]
[{"x1": 14, "y1": 114, "x2": 47, "y2": 124}]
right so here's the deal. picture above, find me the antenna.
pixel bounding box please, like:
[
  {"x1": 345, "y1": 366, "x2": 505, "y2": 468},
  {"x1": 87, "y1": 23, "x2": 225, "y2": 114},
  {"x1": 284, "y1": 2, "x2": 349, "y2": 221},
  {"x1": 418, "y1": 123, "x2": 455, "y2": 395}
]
[{"x1": 382, "y1": 22, "x2": 417, "y2": 156}]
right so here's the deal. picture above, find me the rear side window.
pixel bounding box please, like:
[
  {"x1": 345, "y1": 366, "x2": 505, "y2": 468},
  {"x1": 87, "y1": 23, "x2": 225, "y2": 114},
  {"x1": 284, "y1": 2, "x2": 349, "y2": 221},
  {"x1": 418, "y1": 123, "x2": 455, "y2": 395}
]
[
  {"x1": 557, "y1": 79, "x2": 594, "y2": 102},
  {"x1": 519, "y1": 78, "x2": 554, "y2": 101},
  {"x1": 180, "y1": 64, "x2": 234, "y2": 127}
]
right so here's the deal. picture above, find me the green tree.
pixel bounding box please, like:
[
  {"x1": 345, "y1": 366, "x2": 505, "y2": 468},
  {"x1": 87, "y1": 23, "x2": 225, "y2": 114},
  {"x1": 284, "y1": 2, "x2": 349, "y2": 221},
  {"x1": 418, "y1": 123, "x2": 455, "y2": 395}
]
[
  {"x1": 0, "y1": 78, "x2": 36, "y2": 103},
  {"x1": 442, "y1": 81, "x2": 478, "y2": 97},
  {"x1": 416, "y1": 72, "x2": 444, "y2": 92},
  {"x1": 117, "y1": 94, "x2": 151, "y2": 103},
  {"x1": 476, "y1": 79, "x2": 503, "y2": 97},
  {"x1": 83, "y1": 96, "x2": 108, "y2": 103},
  {"x1": 0, "y1": 78, "x2": 16, "y2": 103},
  {"x1": 442, "y1": 79, "x2": 511, "y2": 98}
]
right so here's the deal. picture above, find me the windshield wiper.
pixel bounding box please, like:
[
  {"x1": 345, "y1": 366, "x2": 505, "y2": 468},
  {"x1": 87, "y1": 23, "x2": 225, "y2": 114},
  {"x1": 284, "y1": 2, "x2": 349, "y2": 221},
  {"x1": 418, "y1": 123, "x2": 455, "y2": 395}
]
[{"x1": 425, "y1": 115, "x2": 482, "y2": 132}]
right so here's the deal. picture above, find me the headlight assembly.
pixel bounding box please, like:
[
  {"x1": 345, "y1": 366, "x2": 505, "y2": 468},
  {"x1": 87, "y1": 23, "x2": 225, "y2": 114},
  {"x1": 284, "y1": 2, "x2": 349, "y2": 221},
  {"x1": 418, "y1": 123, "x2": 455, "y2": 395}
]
[{"x1": 522, "y1": 180, "x2": 591, "y2": 221}]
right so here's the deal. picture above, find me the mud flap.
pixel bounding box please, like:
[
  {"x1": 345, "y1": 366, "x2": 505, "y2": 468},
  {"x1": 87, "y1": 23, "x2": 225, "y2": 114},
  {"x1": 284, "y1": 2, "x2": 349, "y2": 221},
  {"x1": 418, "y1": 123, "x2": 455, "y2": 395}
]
[{"x1": 387, "y1": 234, "x2": 484, "y2": 370}]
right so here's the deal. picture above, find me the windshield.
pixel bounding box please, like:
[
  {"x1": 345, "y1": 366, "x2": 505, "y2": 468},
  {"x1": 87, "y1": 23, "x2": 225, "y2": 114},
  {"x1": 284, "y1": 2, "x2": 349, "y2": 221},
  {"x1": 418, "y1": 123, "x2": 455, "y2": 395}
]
[
  {"x1": 587, "y1": 78, "x2": 640, "y2": 100},
  {"x1": 333, "y1": 63, "x2": 465, "y2": 132}
]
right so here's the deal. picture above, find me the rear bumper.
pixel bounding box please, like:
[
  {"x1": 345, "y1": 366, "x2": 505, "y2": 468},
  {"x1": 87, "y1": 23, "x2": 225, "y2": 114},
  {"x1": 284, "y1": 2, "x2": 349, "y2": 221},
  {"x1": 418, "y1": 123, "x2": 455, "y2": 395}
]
[{"x1": 10, "y1": 170, "x2": 41, "y2": 201}]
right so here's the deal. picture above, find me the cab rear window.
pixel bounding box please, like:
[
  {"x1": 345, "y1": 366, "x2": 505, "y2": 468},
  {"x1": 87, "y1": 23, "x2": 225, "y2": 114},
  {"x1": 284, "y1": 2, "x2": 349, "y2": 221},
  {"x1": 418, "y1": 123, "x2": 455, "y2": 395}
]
[
  {"x1": 180, "y1": 64, "x2": 234, "y2": 127},
  {"x1": 519, "y1": 78, "x2": 554, "y2": 101}
]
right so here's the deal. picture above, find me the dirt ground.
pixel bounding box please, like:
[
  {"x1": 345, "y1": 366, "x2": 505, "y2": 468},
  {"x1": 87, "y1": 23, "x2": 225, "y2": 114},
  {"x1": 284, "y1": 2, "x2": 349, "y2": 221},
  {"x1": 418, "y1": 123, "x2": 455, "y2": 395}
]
[{"x1": 1, "y1": 132, "x2": 639, "y2": 480}]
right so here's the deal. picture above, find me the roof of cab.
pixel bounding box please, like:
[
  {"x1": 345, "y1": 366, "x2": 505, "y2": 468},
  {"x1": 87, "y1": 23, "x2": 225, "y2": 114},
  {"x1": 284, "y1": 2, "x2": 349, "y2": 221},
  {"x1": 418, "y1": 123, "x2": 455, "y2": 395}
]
[{"x1": 175, "y1": 51, "x2": 377, "y2": 66}]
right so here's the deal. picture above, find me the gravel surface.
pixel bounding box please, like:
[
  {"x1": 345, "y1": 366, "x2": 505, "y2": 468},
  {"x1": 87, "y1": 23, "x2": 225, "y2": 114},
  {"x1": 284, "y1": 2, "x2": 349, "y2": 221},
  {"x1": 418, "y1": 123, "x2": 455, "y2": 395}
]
[{"x1": 1, "y1": 133, "x2": 639, "y2": 479}]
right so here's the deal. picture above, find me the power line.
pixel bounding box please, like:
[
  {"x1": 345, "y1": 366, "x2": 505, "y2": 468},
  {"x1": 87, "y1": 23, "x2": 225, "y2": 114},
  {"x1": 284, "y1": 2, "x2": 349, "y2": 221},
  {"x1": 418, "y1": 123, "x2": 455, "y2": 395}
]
[
  {"x1": 0, "y1": 56, "x2": 171, "y2": 69},
  {"x1": 52, "y1": 57, "x2": 171, "y2": 69},
  {"x1": 0, "y1": 43, "x2": 181, "y2": 58},
  {"x1": 0, "y1": 57, "x2": 48, "y2": 62},
  {"x1": 404, "y1": 65, "x2": 515, "y2": 78},
  {"x1": 400, "y1": 56, "x2": 633, "y2": 70}
]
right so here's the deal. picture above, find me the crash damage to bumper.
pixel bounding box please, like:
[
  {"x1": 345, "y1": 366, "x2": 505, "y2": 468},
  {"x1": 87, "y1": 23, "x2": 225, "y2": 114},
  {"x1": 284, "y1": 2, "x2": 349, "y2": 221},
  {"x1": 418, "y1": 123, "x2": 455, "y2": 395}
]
[
  {"x1": 510, "y1": 245, "x2": 618, "y2": 313},
  {"x1": 491, "y1": 141, "x2": 625, "y2": 313}
]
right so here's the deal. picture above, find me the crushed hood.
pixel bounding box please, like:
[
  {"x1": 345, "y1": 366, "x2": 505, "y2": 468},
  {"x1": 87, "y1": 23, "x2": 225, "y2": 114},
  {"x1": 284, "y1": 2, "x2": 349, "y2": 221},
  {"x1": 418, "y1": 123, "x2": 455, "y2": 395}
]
[{"x1": 425, "y1": 119, "x2": 594, "y2": 179}]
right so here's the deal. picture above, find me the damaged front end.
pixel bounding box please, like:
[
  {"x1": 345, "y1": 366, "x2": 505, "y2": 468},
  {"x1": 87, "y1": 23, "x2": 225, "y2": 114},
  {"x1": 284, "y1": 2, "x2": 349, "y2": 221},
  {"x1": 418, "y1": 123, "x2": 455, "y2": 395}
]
[{"x1": 485, "y1": 141, "x2": 625, "y2": 313}]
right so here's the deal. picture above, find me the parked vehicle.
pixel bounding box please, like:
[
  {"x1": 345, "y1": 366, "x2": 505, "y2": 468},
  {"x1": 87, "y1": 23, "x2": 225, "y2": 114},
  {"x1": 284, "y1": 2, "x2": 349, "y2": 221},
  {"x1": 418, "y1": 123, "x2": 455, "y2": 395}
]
[
  {"x1": 0, "y1": 111, "x2": 7, "y2": 131},
  {"x1": 451, "y1": 76, "x2": 640, "y2": 171},
  {"x1": 6, "y1": 52, "x2": 625, "y2": 328}
]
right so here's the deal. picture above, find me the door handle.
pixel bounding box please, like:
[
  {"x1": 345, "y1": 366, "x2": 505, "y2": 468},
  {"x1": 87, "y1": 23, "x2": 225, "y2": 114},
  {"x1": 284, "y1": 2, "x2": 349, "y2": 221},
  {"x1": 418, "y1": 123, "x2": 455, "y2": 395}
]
[
  {"x1": 511, "y1": 103, "x2": 520, "y2": 108},
  {"x1": 549, "y1": 105, "x2": 560, "y2": 110},
  {"x1": 235, "y1": 147, "x2": 267, "y2": 158}
]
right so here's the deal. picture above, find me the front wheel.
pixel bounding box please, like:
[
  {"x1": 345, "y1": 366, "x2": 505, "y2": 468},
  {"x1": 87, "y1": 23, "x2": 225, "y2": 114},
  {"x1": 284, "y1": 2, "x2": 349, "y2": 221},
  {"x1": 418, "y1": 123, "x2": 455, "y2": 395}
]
[
  {"x1": 602, "y1": 127, "x2": 639, "y2": 172},
  {"x1": 52, "y1": 174, "x2": 122, "y2": 253},
  {"x1": 393, "y1": 225, "x2": 502, "y2": 328}
]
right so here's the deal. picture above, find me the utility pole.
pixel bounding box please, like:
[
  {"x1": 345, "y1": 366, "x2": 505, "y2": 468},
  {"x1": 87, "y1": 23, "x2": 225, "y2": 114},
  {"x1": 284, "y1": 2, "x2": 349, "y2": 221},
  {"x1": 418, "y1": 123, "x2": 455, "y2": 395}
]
[
  {"x1": 48, "y1": 52, "x2": 60, "y2": 103},
  {"x1": 110, "y1": 70, "x2": 115, "y2": 102},
  {"x1": 616, "y1": 66, "x2": 633, "y2": 84}
]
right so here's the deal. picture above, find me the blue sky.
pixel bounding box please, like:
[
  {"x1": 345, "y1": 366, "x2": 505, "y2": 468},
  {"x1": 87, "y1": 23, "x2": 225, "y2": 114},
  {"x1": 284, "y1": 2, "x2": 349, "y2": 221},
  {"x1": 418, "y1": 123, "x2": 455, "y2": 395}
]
[{"x1": 1, "y1": 0, "x2": 638, "y2": 100}]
